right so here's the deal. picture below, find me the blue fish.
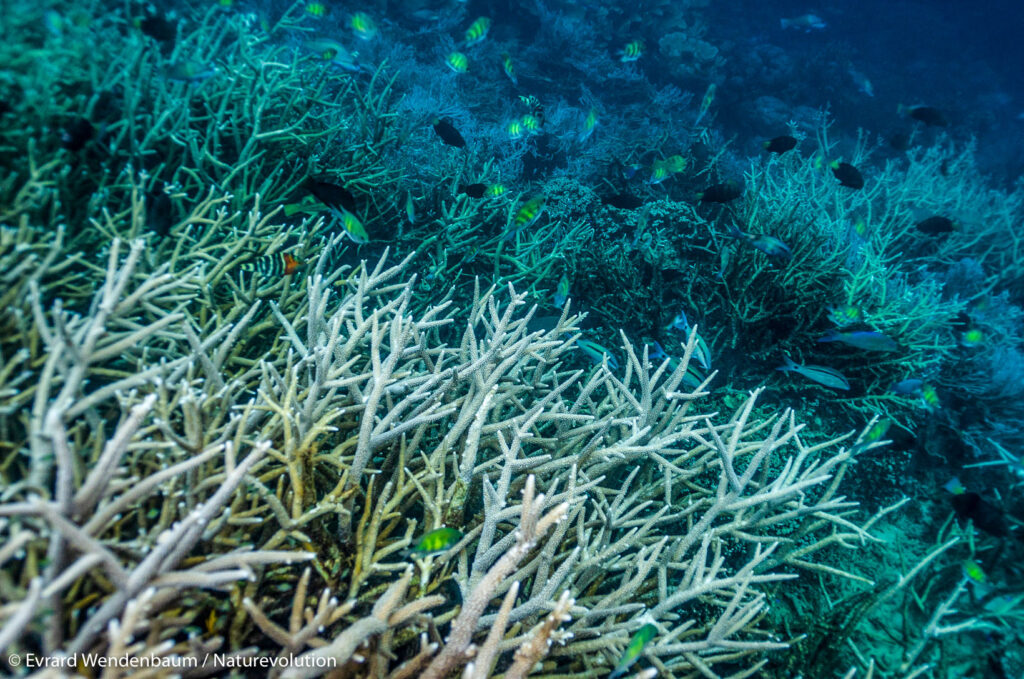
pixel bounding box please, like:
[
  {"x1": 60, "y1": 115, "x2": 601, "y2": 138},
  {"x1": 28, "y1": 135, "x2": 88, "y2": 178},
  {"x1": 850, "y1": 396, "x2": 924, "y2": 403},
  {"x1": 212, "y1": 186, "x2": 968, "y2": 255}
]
[
  {"x1": 777, "y1": 356, "x2": 850, "y2": 390},
  {"x1": 819, "y1": 329, "x2": 899, "y2": 352},
  {"x1": 645, "y1": 340, "x2": 669, "y2": 362},
  {"x1": 667, "y1": 309, "x2": 690, "y2": 334},
  {"x1": 891, "y1": 378, "x2": 924, "y2": 395}
]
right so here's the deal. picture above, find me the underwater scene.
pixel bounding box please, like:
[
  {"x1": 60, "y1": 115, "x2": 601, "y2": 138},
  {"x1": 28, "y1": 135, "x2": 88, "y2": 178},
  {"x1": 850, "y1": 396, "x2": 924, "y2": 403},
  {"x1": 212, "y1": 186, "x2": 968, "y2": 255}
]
[{"x1": 1, "y1": 0, "x2": 1023, "y2": 676}]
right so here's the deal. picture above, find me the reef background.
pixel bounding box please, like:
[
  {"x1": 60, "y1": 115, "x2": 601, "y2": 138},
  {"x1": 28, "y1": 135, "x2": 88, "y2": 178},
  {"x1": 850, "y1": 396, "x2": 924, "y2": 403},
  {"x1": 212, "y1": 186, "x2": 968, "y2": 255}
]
[{"x1": 1, "y1": 0, "x2": 1022, "y2": 677}]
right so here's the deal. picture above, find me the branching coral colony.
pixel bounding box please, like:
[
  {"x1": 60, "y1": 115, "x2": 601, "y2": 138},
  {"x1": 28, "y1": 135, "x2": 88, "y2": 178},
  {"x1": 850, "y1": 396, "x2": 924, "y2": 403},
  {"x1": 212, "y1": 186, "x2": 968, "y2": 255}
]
[
  {"x1": 0, "y1": 1, "x2": 992, "y2": 678},
  {"x1": 1, "y1": 193, "x2": 894, "y2": 677}
]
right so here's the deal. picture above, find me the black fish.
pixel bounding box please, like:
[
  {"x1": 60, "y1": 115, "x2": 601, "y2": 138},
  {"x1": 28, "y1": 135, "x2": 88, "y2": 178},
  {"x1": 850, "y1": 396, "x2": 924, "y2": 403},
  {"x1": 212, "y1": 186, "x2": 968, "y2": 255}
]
[
  {"x1": 951, "y1": 492, "x2": 1008, "y2": 537},
  {"x1": 60, "y1": 117, "x2": 95, "y2": 151},
  {"x1": 831, "y1": 161, "x2": 864, "y2": 189},
  {"x1": 432, "y1": 117, "x2": 466, "y2": 148},
  {"x1": 915, "y1": 215, "x2": 955, "y2": 234},
  {"x1": 763, "y1": 135, "x2": 797, "y2": 154},
  {"x1": 304, "y1": 179, "x2": 357, "y2": 214},
  {"x1": 458, "y1": 183, "x2": 487, "y2": 198},
  {"x1": 137, "y1": 14, "x2": 178, "y2": 43},
  {"x1": 601, "y1": 193, "x2": 643, "y2": 209},
  {"x1": 904, "y1": 105, "x2": 948, "y2": 127},
  {"x1": 698, "y1": 180, "x2": 743, "y2": 204}
]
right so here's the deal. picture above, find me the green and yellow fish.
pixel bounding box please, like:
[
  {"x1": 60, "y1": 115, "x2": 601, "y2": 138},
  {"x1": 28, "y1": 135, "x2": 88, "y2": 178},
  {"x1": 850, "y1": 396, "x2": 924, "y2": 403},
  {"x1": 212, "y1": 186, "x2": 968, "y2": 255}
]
[
  {"x1": 513, "y1": 195, "x2": 545, "y2": 230},
  {"x1": 609, "y1": 623, "x2": 657, "y2": 678},
  {"x1": 961, "y1": 328, "x2": 984, "y2": 348},
  {"x1": 408, "y1": 527, "x2": 463, "y2": 556},
  {"x1": 464, "y1": 17, "x2": 491, "y2": 46},
  {"x1": 507, "y1": 119, "x2": 525, "y2": 139},
  {"x1": 921, "y1": 383, "x2": 941, "y2": 410},
  {"x1": 827, "y1": 304, "x2": 862, "y2": 327},
  {"x1": 521, "y1": 114, "x2": 542, "y2": 134},
  {"x1": 404, "y1": 192, "x2": 416, "y2": 224},
  {"x1": 337, "y1": 209, "x2": 369, "y2": 244},
  {"x1": 446, "y1": 51, "x2": 468, "y2": 73},
  {"x1": 962, "y1": 559, "x2": 986, "y2": 584},
  {"x1": 305, "y1": 1, "x2": 326, "y2": 18},
  {"x1": 350, "y1": 12, "x2": 377, "y2": 40},
  {"x1": 579, "y1": 107, "x2": 598, "y2": 141},
  {"x1": 501, "y1": 52, "x2": 517, "y2": 84},
  {"x1": 620, "y1": 39, "x2": 644, "y2": 62},
  {"x1": 486, "y1": 184, "x2": 507, "y2": 197}
]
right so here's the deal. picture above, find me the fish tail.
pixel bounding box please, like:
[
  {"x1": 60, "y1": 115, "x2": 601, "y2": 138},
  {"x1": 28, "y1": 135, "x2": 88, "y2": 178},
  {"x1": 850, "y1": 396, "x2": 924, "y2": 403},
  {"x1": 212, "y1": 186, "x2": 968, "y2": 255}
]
[
  {"x1": 777, "y1": 355, "x2": 798, "y2": 372},
  {"x1": 818, "y1": 330, "x2": 838, "y2": 343}
]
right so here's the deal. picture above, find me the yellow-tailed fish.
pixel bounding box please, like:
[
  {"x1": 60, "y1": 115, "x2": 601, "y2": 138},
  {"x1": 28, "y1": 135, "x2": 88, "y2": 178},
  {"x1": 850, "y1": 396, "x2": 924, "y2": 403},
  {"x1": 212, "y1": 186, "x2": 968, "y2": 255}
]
[
  {"x1": 305, "y1": 1, "x2": 326, "y2": 18},
  {"x1": 609, "y1": 623, "x2": 657, "y2": 678},
  {"x1": 464, "y1": 17, "x2": 491, "y2": 46},
  {"x1": 620, "y1": 39, "x2": 644, "y2": 62},
  {"x1": 513, "y1": 195, "x2": 545, "y2": 230},
  {"x1": 408, "y1": 527, "x2": 463, "y2": 556},
  {"x1": 350, "y1": 12, "x2": 377, "y2": 40},
  {"x1": 337, "y1": 209, "x2": 369, "y2": 244},
  {"x1": 501, "y1": 52, "x2": 517, "y2": 84},
  {"x1": 579, "y1": 107, "x2": 598, "y2": 141},
  {"x1": 446, "y1": 51, "x2": 468, "y2": 73}
]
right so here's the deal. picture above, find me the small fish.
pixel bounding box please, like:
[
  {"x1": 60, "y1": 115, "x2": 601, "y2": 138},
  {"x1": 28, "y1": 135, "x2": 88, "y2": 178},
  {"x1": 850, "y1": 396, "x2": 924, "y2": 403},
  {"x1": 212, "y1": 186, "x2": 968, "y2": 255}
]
[
  {"x1": 943, "y1": 476, "x2": 966, "y2": 495},
  {"x1": 577, "y1": 339, "x2": 619, "y2": 371},
  {"x1": 763, "y1": 135, "x2": 798, "y2": 153},
  {"x1": 60, "y1": 117, "x2": 96, "y2": 151},
  {"x1": 693, "y1": 82, "x2": 716, "y2": 126},
  {"x1": 780, "y1": 13, "x2": 826, "y2": 30},
  {"x1": 609, "y1": 623, "x2": 657, "y2": 679},
  {"x1": 622, "y1": 163, "x2": 645, "y2": 180},
  {"x1": 697, "y1": 180, "x2": 743, "y2": 203},
  {"x1": 648, "y1": 164, "x2": 671, "y2": 185},
  {"x1": 579, "y1": 107, "x2": 598, "y2": 141},
  {"x1": 338, "y1": 209, "x2": 369, "y2": 243},
  {"x1": 818, "y1": 329, "x2": 899, "y2": 352},
  {"x1": 305, "y1": 2, "x2": 327, "y2": 18},
  {"x1": 446, "y1": 51, "x2": 468, "y2": 74},
  {"x1": 283, "y1": 195, "x2": 325, "y2": 217},
  {"x1": 891, "y1": 378, "x2": 924, "y2": 395},
  {"x1": 553, "y1": 274, "x2": 570, "y2": 307},
  {"x1": 163, "y1": 60, "x2": 216, "y2": 83},
  {"x1": 240, "y1": 252, "x2": 301, "y2": 277},
  {"x1": 920, "y1": 383, "x2": 940, "y2": 410},
  {"x1": 831, "y1": 161, "x2": 864, "y2": 189},
  {"x1": 521, "y1": 114, "x2": 542, "y2": 134},
  {"x1": 827, "y1": 304, "x2": 862, "y2": 326},
  {"x1": 501, "y1": 52, "x2": 517, "y2": 84},
  {"x1": 458, "y1": 183, "x2": 487, "y2": 198},
  {"x1": 620, "y1": 40, "x2": 644, "y2": 62},
  {"x1": 304, "y1": 39, "x2": 360, "y2": 71},
  {"x1": 748, "y1": 234, "x2": 792, "y2": 260},
  {"x1": 305, "y1": 179, "x2": 358, "y2": 214},
  {"x1": 961, "y1": 328, "x2": 984, "y2": 348},
  {"x1": 513, "y1": 195, "x2": 545, "y2": 230},
  {"x1": 518, "y1": 94, "x2": 545, "y2": 123},
  {"x1": 645, "y1": 340, "x2": 669, "y2": 362},
  {"x1": 899, "y1": 104, "x2": 948, "y2": 127},
  {"x1": 464, "y1": 17, "x2": 491, "y2": 46},
  {"x1": 692, "y1": 334, "x2": 712, "y2": 371},
  {"x1": 848, "y1": 66, "x2": 874, "y2": 97},
  {"x1": 485, "y1": 184, "x2": 507, "y2": 197},
  {"x1": 405, "y1": 192, "x2": 416, "y2": 223},
  {"x1": 915, "y1": 215, "x2": 956, "y2": 234},
  {"x1": 668, "y1": 309, "x2": 690, "y2": 334},
  {"x1": 662, "y1": 155, "x2": 687, "y2": 173},
  {"x1": 506, "y1": 119, "x2": 525, "y2": 139},
  {"x1": 962, "y1": 559, "x2": 986, "y2": 584},
  {"x1": 350, "y1": 12, "x2": 377, "y2": 40},
  {"x1": 409, "y1": 527, "x2": 463, "y2": 556},
  {"x1": 857, "y1": 418, "x2": 891, "y2": 449},
  {"x1": 432, "y1": 117, "x2": 466, "y2": 148},
  {"x1": 777, "y1": 356, "x2": 851, "y2": 390}
]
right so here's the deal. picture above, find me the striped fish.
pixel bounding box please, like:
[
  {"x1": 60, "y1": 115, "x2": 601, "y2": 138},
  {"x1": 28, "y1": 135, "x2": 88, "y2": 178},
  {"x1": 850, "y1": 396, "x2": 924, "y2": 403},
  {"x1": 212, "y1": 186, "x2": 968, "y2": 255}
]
[
  {"x1": 777, "y1": 356, "x2": 850, "y2": 390},
  {"x1": 240, "y1": 252, "x2": 301, "y2": 278}
]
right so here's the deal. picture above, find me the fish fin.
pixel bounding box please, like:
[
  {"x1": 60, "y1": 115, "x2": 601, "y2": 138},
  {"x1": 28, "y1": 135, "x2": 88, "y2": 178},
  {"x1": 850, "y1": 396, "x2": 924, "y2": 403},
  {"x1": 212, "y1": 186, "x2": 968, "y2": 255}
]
[{"x1": 777, "y1": 355, "x2": 798, "y2": 372}]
